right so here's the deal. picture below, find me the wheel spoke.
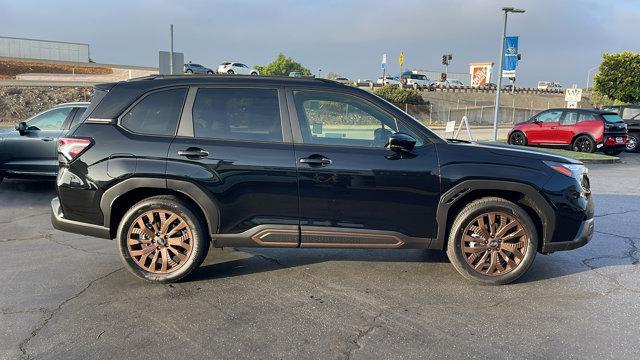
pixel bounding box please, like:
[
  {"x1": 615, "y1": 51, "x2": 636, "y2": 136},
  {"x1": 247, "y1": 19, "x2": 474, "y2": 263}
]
[
  {"x1": 167, "y1": 220, "x2": 188, "y2": 237},
  {"x1": 147, "y1": 249, "x2": 159, "y2": 272},
  {"x1": 167, "y1": 246, "x2": 187, "y2": 262},
  {"x1": 474, "y1": 252, "x2": 490, "y2": 271},
  {"x1": 501, "y1": 228, "x2": 525, "y2": 241},
  {"x1": 136, "y1": 218, "x2": 155, "y2": 239},
  {"x1": 160, "y1": 214, "x2": 178, "y2": 234},
  {"x1": 463, "y1": 245, "x2": 490, "y2": 254},
  {"x1": 487, "y1": 252, "x2": 498, "y2": 274},
  {"x1": 160, "y1": 247, "x2": 169, "y2": 272}
]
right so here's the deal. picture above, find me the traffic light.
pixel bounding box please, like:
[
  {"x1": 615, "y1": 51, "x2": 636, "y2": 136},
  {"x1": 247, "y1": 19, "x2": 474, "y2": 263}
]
[{"x1": 442, "y1": 54, "x2": 453, "y2": 66}]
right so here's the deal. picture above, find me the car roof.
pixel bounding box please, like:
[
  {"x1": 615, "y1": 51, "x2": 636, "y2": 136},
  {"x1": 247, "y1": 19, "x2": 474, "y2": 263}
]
[
  {"x1": 111, "y1": 75, "x2": 351, "y2": 90},
  {"x1": 544, "y1": 108, "x2": 618, "y2": 115},
  {"x1": 54, "y1": 102, "x2": 90, "y2": 108}
]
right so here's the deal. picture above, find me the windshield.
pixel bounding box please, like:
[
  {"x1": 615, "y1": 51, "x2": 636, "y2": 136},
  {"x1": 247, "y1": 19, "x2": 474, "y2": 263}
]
[{"x1": 603, "y1": 114, "x2": 624, "y2": 123}]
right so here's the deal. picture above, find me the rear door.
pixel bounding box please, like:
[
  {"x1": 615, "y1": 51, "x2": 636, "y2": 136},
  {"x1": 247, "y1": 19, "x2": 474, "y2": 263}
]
[
  {"x1": 557, "y1": 110, "x2": 579, "y2": 144},
  {"x1": 288, "y1": 88, "x2": 439, "y2": 247},
  {"x1": 0, "y1": 106, "x2": 74, "y2": 175},
  {"x1": 166, "y1": 86, "x2": 299, "y2": 243}
]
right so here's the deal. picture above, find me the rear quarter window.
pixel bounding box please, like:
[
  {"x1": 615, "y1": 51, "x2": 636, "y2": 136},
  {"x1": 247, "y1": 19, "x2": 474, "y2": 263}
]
[{"x1": 120, "y1": 88, "x2": 187, "y2": 136}]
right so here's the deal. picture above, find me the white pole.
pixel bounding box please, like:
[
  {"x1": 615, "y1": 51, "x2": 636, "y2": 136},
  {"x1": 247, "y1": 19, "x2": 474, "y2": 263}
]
[{"x1": 169, "y1": 24, "x2": 174, "y2": 75}]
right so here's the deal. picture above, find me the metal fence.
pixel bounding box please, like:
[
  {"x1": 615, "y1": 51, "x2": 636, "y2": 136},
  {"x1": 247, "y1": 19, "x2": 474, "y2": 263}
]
[{"x1": 401, "y1": 102, "x2": 547, "y2": 126}]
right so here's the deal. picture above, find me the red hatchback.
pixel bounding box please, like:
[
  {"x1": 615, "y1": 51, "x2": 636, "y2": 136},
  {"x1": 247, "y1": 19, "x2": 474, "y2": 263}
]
[{"x1": 508, "y1": 109, "x2": 628, "y2": 155}]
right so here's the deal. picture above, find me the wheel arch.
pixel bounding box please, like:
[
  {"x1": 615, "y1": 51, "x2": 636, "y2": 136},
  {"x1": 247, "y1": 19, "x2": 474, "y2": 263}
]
[
  {"x1": 433, "y1": 180, "x2": 555, "y2": 253},
  {"x1": 101, "y1": 178, "x2": 220, "y2": 239},
  {"x1": 571, "y1": 132, "x2": 597, "y2": 145}
]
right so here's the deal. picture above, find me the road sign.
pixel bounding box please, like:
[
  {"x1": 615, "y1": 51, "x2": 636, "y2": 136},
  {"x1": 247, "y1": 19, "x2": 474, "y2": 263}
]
[
  {"x1": 398, "y1": 52, "x2": 404, "y2": 66},
  {"x1": 381, "y1": 53, "x2": 387, "y2": 69},
  {"x1": 565, "y1": 87, "x2": 583, "y2": 103},
  {"x1": 567, "y1": 101, "x2": 578, "y2": 109},
  {"x1": 159, "y1": 51, "x2": 184, "y2": 75},
  {"x1": 445, "y1": 121, "x2": 456, "y2": 133}
]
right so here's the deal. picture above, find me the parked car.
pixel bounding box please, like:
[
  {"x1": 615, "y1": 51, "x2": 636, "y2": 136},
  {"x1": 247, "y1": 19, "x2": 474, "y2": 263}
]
[
  {"x1": 537, "y1": 81, "x2": 562, "y2": 90},
  {"x1": 600, "y1": 104, "x2": 640, "y2": 152},
  {"x1": 289, "y1": 71, "x2": 302, "y2": 77},
  {"x1": 52, "y1": 75, "x2": 594, "y2": 285},
  {"x1": 435, "y1": 79, "x2": 464, "y2": 87},
  {"x1": 183, "y1": 63, "x2": 214, "y2": 74},
  {"x1": 376, "y1": 76, "x2": 400, "y2": 85},
  {"x1": 508, "y1": 108, "x2": 627, "y2": 155},
  {"x1": 403, "y1": 73, "x2": 432, "y2": 87},
  {"x1": 0, "y1": 102, "x2": 88, "y2": 184},
  {"x1": 332, "y1": 77, "x2": 352, "y2": 84},
  {"x1": 217, "y1": 62, "x2": 259, "y2": 75}
]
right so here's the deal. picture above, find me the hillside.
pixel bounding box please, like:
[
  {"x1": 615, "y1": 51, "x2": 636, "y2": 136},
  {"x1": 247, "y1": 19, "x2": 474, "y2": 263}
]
[
  {"x1": 0, "y1": 59, "x2": 112, "y2": 79},
  {"x1": 0, "y1": 86, "x2": 92, "y2": 123}
]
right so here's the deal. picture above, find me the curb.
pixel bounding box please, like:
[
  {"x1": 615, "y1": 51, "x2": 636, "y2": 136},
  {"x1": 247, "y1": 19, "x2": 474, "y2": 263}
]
[{"x1": 580, "y1": 157, "x2": 621, "y2": 164}]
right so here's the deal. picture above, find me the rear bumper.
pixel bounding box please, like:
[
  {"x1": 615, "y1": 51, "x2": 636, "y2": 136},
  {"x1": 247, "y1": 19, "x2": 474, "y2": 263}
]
[
  {"x1": 542, "y1": 217, "x2": 594, "y2": 253},
  {"x1": 51, "y1": 197, "x2": 111, "y2": 239}
]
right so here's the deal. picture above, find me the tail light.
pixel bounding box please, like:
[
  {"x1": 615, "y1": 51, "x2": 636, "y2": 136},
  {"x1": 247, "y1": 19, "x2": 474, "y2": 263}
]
[{"x1": 58, "y1": 138, "x2": 92, "y2": 162}]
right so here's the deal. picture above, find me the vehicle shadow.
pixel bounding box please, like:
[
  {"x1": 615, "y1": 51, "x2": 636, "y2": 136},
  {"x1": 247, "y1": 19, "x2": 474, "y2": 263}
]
[{"x1": 0, "y1": 179, "x2": 56, "y2": 205}]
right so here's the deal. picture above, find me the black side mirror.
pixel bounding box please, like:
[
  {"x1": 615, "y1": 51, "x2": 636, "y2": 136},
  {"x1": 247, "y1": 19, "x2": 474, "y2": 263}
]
[
  {"x1": 387, "y1": 132, "x2": 417, "y2": 153},
  {"x1": 15, "y1": 122, "x2": 28, "y2": 135}
]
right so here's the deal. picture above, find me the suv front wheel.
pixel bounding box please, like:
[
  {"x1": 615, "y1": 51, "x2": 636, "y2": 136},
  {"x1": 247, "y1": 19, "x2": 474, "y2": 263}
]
[
  {"x1": 446, "y1": 197, "x2": 538, "y2": 285},
  {"x1": 117, "y1": 196, "x2": 210, "y2": 283}
]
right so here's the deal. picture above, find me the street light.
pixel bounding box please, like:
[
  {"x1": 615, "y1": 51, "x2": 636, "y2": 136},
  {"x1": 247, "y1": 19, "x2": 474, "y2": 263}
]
[{"x1": 492, "y1": 6, "x2": 525, "y2": 141}]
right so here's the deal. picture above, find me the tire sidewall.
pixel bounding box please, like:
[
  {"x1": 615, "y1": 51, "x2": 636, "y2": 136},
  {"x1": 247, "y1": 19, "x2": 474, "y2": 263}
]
[
  {"x1": 509, "y1": 131, "x2": 526, "y2": 146},
  {"x1": 117, "y1": 198, "x2": 208, "y2": 283},
  {"x1": 627, "y1": 133, "x2": 639, "y2": 152},
  {"x1": 572, "y1": 135, "x2": 595, "y2": 153},
  {"x1": 447, "y1": 199, "x2": 538, "y2": 285}
]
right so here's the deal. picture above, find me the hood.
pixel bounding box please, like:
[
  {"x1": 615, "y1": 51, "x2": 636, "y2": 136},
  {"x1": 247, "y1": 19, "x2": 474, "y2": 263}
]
[{"x1": 451, "y1": 140, "x2": 581, "y2": 164}]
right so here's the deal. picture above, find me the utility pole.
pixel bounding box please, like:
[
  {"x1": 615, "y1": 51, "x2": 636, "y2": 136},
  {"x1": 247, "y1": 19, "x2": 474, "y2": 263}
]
[
  {"x1": 169, "y1": 24, "x2": 174, "y2": 75},
  {"x1": 492, "y1": 7, "x2": 525, "y2": 142}
]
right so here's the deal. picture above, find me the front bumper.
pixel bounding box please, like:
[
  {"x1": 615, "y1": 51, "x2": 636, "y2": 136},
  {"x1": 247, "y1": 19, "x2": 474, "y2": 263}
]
[
  {"x1": 542, "y1": 217, "x2": 594, "y2": 253},
  {"x1": 51, "y1": 197, "x2": 111, "y2": 239}
]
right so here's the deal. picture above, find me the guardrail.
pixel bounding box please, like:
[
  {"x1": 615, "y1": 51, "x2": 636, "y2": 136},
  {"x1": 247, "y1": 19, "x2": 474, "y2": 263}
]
[{"x1": 354, "y1": 82, "x2": 565, "y2": 95}]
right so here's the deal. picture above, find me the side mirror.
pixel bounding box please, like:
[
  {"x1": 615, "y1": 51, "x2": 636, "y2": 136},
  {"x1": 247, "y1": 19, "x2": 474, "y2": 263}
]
[
  {"x1": 387, "y1": 133, "x2": 417, "y2": 153},
  {"x1": 15, "y1": 122, "x2": 28, "y2": 135}
]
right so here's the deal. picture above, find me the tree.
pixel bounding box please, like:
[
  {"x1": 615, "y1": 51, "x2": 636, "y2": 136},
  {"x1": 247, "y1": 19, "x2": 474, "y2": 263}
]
[
  {"x1": 593, "y1": 52, "x2": 640, "y2": 104},
  {"x1": 374, "y1": 85, "x2": 426, "y2": 105},
  {"x1": 254, "y1": 53, "x2": 312, "y2": 76},
  {"x1": 325, "y1": 72, "x2": 341, "y2": 80}
]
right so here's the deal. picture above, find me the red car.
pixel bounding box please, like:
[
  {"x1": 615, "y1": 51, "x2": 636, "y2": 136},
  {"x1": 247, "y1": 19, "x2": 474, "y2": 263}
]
[{"x1": 508, "y1": 108, "x2": 628, "y2": 155}]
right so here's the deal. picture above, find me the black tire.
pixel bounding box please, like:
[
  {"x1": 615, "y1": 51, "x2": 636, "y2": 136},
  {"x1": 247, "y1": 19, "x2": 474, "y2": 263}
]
[
  {"x1": 0, "y1": 175, "x2": 3, "y2": 185},
  {"x1": 227, "y1": 70, "x2": 234, "y2": 74},
  {"x1": 626, "y1": 133, "x2": 639, "y2": 153},
  {"x1": 206, "y1": 71, "x2": 213, "y2": 74},
  {"x1": 572, "y1": 135, "x2": 595, "y2": 153},
  {"x1": 250, "y1": 71, "x2": 258, "y2": 76},
  {"x1": 446, "y1": 197, "x2": 538, "y2": 285},
  {"x1": 508, "y1": 131, "x2": 527, "y2": 146},
  {"x1": 116, "y1": 195, "x2": 209, "y2": 283},
  {"x1": 604, "y1": 149, "x2": 622, "y2": 156},
  {"x1": 185, "y1": 69, "x2": 193, "y2": 74}
]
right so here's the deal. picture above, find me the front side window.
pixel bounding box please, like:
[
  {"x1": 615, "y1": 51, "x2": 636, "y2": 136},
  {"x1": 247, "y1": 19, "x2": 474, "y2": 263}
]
[
  {"x1": 120, "y1": 88, "x2": 187, "y2": 136},
  {"x1": 622, "y1": 107, "x2": 640, "y2": 120},
  {"x1": 534, "y1": 110, "x2": 562, "y2": 123},
  {"x1": 293, "y1": 90, "x2": 423, "y2": 148},
  {"x1": 27, "y1": 107, "x2": 73, "y2": 130},
  {"x1": 192, "y1": 88, "x2": 282, "y2": 142},
  {"x1": 69, "y1": 107, "x2": 87, "y2": 128}
]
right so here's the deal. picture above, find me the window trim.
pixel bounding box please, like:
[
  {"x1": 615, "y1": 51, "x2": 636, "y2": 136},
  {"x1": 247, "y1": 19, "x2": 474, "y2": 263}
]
[
  {"x1": 177, "y1": 85, "x2": 292, "y2": 144},
  {"x1": 117, "y1": 86, "x2": 189, "y2": 138},
  {"x1": 286, "y1": 87, "x2": 427, "y2": 149}
]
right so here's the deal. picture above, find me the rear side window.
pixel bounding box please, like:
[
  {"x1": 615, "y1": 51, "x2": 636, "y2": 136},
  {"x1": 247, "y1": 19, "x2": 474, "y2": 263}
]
[
  {"x1": 579, "y1": 113, "x2": 599, "y2": 122},
  {"x1": 120, "y1": 88, "x2": 187, "y2": 136},
  {"x1": 561, "y1": 112, "x2": 578, "y2": 125},
  {"x1": 192, "y1": 88, "x2": 282, "y2": 142}
]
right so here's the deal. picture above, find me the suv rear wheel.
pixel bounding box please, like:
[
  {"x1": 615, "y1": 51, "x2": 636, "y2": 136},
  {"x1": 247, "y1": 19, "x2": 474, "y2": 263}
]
[
  {"x1": 116, "y1": 196, "x2": 209, "y2": 283},
  {"x1": 627, "y1": 133, "x2": 639, "y2": 153},
  {"x1": 446, "y1": 197, "x2": 538, "y2": 285}
]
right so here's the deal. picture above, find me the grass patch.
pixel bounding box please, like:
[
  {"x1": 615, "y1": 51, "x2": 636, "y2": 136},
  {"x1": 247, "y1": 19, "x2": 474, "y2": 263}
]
[{"x1": 529, "y1": 147, "x2": 618, "y2": 161}]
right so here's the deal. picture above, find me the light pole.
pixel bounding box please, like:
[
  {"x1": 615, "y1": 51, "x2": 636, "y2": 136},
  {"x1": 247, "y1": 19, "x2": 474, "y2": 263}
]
[
  {"x1": 169, "y1": 24, "x2": 174, "y2": 75},
  {"x1": 586, "y1": 65, "x2": 598, "y2": 90},
  {"x1": 492, "y1": 7, "x2": 525, "y2": 141}
]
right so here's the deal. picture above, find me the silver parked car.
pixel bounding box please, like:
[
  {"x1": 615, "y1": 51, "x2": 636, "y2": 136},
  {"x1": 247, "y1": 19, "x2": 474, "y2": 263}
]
[{"x1": 184, "y1": 62, "x2": 214, "y2": 74}]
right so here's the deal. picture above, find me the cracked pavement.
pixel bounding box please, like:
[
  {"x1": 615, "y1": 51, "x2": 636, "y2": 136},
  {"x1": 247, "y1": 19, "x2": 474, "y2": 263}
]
[{"x1": 1, "y1": 153, "x2": 639, "y2": 360}]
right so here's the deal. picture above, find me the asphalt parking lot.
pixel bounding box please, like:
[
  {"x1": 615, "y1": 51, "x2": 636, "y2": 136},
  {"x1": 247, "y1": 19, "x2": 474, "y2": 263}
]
[{"x1": 1, "y1": 153, "x2": 639, "y2": 360}]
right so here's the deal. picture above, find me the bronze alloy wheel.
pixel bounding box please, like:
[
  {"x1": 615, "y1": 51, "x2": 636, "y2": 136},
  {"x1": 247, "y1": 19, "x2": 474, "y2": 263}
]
[
  {"x1": 126, "y1": 210, "x2": 194, "y2": 274},
  {"x1": 460, "y1": 211, "x2": 529, "y2": 276}
]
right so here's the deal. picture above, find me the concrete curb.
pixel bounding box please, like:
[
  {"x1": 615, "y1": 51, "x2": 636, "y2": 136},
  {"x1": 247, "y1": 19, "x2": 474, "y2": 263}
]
[{"x1": 580, "y1": 157, "x2": 621, "y2": 164}]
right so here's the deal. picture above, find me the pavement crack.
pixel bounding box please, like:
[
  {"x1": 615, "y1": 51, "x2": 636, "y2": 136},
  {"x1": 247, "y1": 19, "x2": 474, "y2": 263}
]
[
  {"x1": 0, "y1": 211, "x2": 50, "y2": 225},
  {"x1": 241, "y1": 250, "x2": 289, "y2": 268},
  {"x1": 18, "y1": 267, "x2": 123, "y2": 359},
  {"x1": 47, "y1": 235, "x2": 107, "y2": 255},
  {"x1": 594, "y1": 209, "x2": 640, "y2": 218},
  {"x1": 343, "y1": 311, "x2": 385, "y2": 360}
]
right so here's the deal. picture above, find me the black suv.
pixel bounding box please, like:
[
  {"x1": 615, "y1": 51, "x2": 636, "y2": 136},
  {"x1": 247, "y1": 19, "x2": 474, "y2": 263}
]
[
  {"x1": 51, "y1": 76, "x2": 594, "y2": 285},
  {"x1": 601, "y1": 104, "x2": 640, "y2": 152}
]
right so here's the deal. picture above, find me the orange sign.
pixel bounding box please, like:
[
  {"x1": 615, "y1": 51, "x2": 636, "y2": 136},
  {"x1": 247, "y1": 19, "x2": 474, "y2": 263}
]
[{"x1": 469, "y1": 62, "x2": 493, "y2": 87}]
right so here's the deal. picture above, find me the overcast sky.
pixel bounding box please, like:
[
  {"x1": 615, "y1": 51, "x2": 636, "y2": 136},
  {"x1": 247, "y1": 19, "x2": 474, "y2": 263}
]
[{"x1": 2, "y1": 0, "x2": 638, "y2": 86}]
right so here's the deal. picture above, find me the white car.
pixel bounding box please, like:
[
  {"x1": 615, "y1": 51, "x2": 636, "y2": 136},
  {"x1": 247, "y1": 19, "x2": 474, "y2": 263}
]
[
  {"x1": 376, "y1": 76, "x2": 400, "y2": 85},
  {"x1": 537, "y1": 81, "x2": 562, "y2": 90},
  {"x1": 404, "y1": 73, "x2": 432, "y2": 87},
  {"x1": 218, "y1": 62, "x2": 259, "y2": 75},
  {"x1": 435, "y1": 79, "x2": 464, "y2": 87}
]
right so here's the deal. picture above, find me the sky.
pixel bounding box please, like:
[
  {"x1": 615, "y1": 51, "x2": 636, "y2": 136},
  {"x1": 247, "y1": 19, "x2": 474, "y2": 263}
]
[{"x1": 1, "y1": 0, "x2": 638, "y2": 86}]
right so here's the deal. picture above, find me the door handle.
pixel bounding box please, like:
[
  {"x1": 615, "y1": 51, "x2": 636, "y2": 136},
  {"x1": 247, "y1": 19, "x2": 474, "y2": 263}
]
[
  {"x1": 299, "y1": 156, "x2": 332, "y2": 167},
  {"x1": 550, "y1": 126, "x2": 558, "y2": 129},
  {"x1": 178, "y1": 148, "x2": 209, "y2": 158},
  {"x1": 41, "y1": 137, "x2": 54, "y2": 142}
]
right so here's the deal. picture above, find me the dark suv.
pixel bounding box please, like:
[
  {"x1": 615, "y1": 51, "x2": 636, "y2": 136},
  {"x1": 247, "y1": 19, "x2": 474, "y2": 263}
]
[{"x1": 51, "y1": 76, "x2": 594, "y2": 285}]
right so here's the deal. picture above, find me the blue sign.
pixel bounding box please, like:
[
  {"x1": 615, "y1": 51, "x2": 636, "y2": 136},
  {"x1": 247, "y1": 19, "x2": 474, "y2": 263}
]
[{"x1": 502, "y1": 36, "x2": 519, "y2": 71}]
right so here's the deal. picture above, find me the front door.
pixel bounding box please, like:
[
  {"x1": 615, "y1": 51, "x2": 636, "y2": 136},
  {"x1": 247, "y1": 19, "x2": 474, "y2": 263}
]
[
  {"x1": 0, "y1": 106, "x2": 74, "y2": 175},
  {"x1": 166, "y1": 86, "x2": 299, "y2": 243},
  {"x1": 527, "y1": 109, "x2": 563, "y2": 145},
  {"x1": 288, "y1": 89, "x2": 440, "y2": 248}
]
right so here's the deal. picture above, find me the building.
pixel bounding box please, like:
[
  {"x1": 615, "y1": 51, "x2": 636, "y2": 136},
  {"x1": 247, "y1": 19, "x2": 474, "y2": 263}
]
[{"x1": 0, "y1": 36, "x2": 90, "y2": 63}]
